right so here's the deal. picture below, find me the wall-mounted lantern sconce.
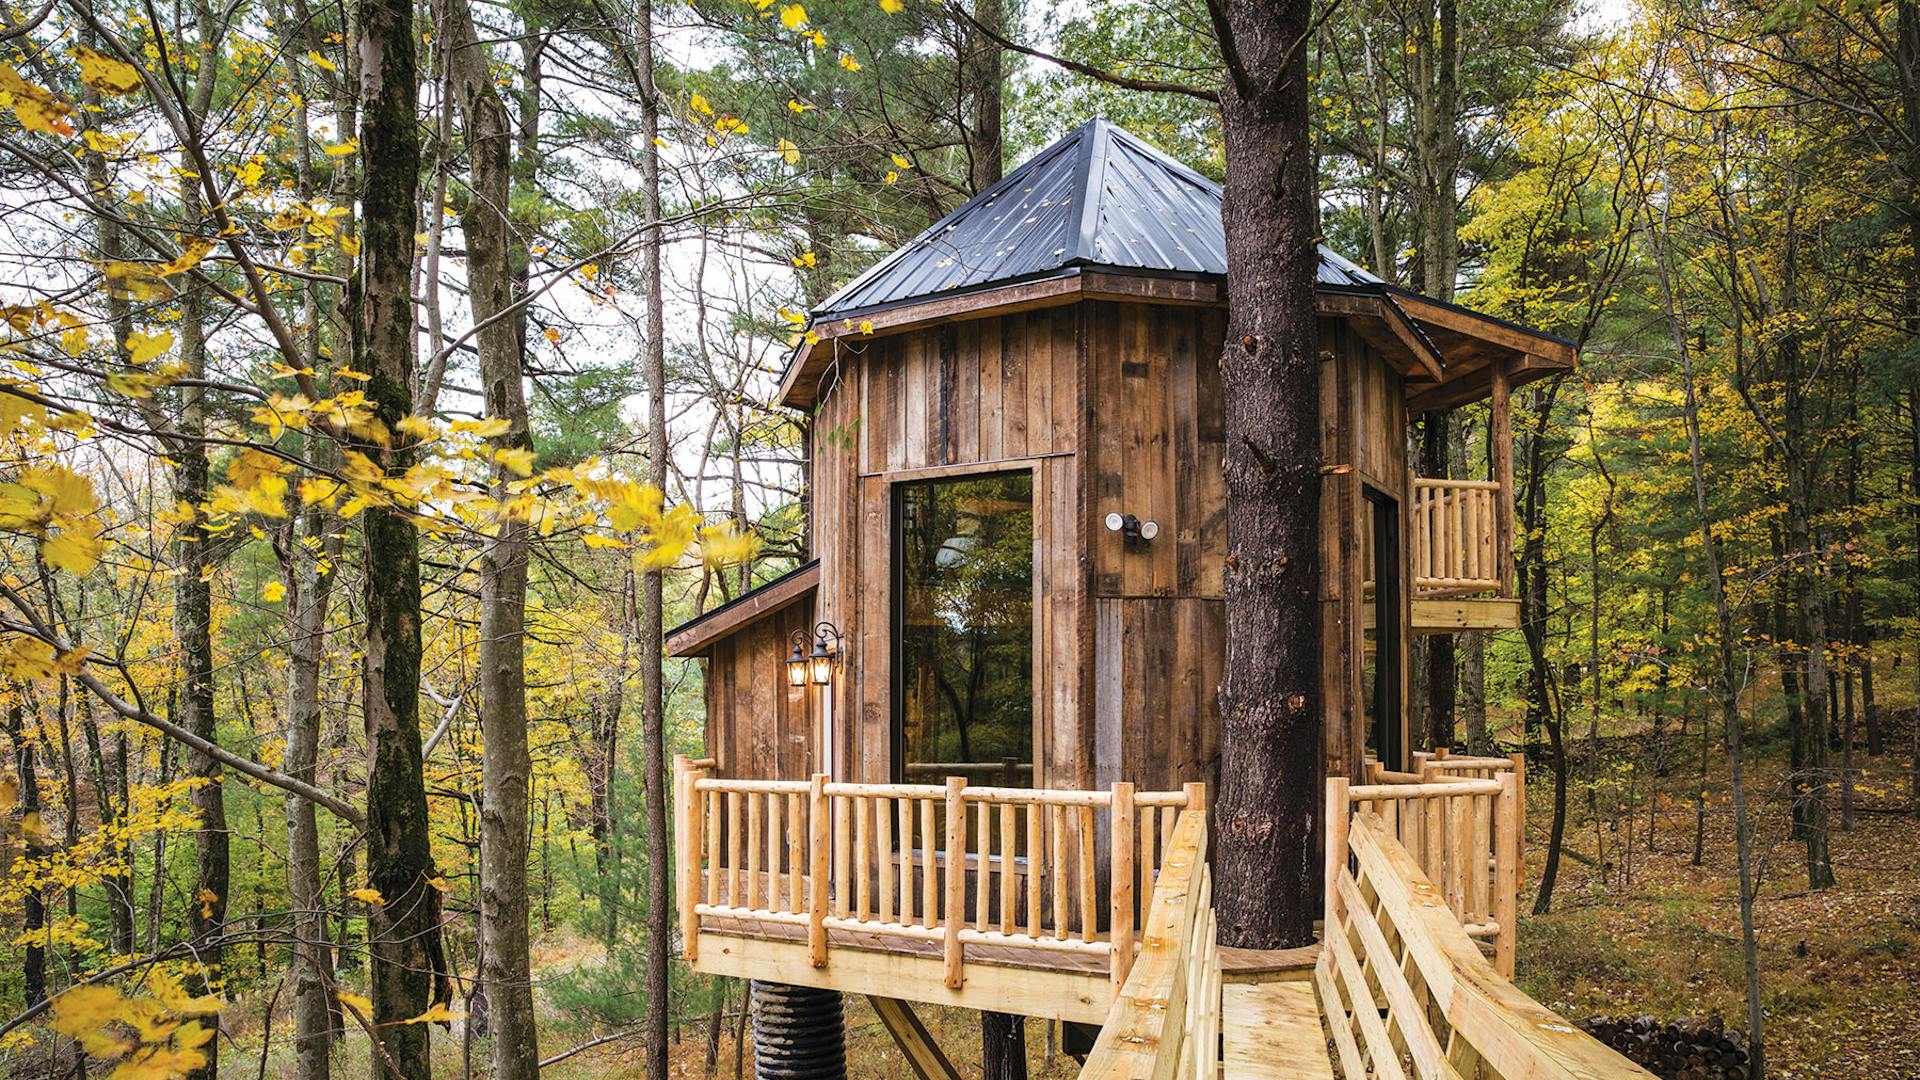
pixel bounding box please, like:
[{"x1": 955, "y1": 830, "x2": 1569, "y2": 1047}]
[
  {"x1": 787, "y1": 622, "x2": 845, "y2": 688},
  {"x1": 1104, "y1": 511, "x2": 1160, "y2": 545}
]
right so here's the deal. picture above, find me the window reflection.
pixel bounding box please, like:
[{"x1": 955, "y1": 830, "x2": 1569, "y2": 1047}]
[{"x1": 895, "y1": 472, "x2": 1034, "y2": 787}]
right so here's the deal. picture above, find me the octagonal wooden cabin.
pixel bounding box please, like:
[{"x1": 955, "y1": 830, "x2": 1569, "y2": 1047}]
[{"x1": 669, "y1": 119, "x2": 1574, "y2": 800}]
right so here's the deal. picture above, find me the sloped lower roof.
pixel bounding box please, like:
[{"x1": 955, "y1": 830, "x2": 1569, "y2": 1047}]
[{"x1": 814, "y1": 118, "x2": 1381, "y2": 320}]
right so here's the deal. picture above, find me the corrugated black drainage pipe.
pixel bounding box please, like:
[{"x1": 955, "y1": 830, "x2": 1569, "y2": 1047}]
[{"x1": 750, "y1": 981, "x2": 845, "y2": 1080}]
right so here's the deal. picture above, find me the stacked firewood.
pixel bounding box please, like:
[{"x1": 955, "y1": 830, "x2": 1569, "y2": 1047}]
[{"x1": 1575, "y1": 1015, "x2": 1752, "y2": 1079}]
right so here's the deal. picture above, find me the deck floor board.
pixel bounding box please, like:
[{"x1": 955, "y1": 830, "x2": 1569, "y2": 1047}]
[{"x1": 1222, "y1": 981, "x2": 1335, "y2": 1080}]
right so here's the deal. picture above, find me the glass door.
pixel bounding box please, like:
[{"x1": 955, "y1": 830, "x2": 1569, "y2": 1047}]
[{"x1": 892, "y1": 471, "x2": 1035, "y2": 788}]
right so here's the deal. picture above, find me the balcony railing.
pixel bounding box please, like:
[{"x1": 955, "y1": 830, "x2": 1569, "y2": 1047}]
[
  {"x1": 672, "y1": 757, "x2": 1204, "y2": 996},
  {"x1": 1411, "y1": 476, "x2": 1509, "y2": 597}
]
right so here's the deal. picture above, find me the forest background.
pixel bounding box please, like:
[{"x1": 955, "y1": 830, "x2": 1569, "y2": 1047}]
[{"x1": 0, "y1": 0, "x2": 1916, "y2": 1076}]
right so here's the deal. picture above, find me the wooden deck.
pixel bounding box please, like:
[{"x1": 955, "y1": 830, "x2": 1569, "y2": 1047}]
[
  {"x1": 1223, "y1": 981, "x2": 1333, "y2": 1080},
  {"x1": 676, "y1": 757, "x2": 1656, "y2": 1079}
]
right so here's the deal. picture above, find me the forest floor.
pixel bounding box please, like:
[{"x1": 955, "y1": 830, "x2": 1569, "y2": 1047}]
[{"x1": 1515, "y1": 733, "x2": 1920, "y2": 1080}]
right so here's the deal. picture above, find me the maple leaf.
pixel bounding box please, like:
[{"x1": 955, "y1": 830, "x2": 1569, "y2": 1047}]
[
  {"x1": 0, "y1": 64, "x2": 74, "y2": 136},
  {"x1": 73, "y1": 47, "x2": 144, "y2": 95},
  {"x1": 261, "y1": 581, "x2": 286, "y2": 602},
  {"x1": 42, "y1": 523, "x2": 104, "y2": 575},
  {"x1": 779, "y1": 3, "x2": 808, "y2": 28},
  {"x1": 880, "y1": 0, "x2": 903, "y2": 11},
  {"x1": 125, "y1": 330, "x2": 174, "y2": 365},
  {"x1": 778, "y1": 137, "x2": 801, "y2": 164},
  {"x1": 839, "y1": 53, "x2": 862, "y2": 71}
]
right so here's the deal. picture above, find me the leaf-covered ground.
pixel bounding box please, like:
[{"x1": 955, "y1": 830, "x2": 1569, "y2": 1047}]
[{"x1": 1517, "y1": 747, "x2": 1920, "y2": 1080}]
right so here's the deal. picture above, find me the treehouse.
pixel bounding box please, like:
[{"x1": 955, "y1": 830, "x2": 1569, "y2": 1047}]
[{"x1": 665, "y1": 121, "x2": 1634, "y2": 1080}]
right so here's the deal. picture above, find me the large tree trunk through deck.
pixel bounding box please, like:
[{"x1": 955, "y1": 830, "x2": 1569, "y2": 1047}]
[
  {"x1": 1212, "y1": 0, "x2": 1323, "y2": 951},
  {"x1": 352, "y1": 0, "x2": 444, "y2": 1068},
  {"x1": 637, "y1": 0, "x2": 672, "y2": 1071},
  {"x1": 442, "y1": 0, "x2": 541, "y2": 1073}
]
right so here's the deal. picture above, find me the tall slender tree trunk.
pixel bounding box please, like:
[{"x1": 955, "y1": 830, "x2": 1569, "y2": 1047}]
[
  {"x1": 964, "y1": 0, "x2": 1004, "y2": 193},
  {"x1": 443, "y1": 0, "x2": 540, "y2": 1071},
  {"x1": 1212, "y1": 0, "x2": 1323, "y2": 951},
  {"x1": 353, "y1": 0, "x2": 444, "y2": 1066},
  {"x1": 1653, "y1": 214, "x2": 1769, "y2": 1076},
  {"x1": 1777, "y1": 196, "x2": 1835, "y2": 891},
  {"x1": 636, "y1": 0, "x2": 672, "y2": 1071},
  {"x1": 7, "y1": 697, "x2": 45, "y2": 1008}
]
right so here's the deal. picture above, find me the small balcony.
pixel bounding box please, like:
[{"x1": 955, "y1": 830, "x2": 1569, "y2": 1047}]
[{"x1": 1409, "y1": 476, "x2": 1519, "y2": 633}]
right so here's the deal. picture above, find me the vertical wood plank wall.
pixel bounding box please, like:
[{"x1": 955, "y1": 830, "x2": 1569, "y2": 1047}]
[
  {"x1": 810, "y1": 306, "x2": 1087, "y2": 787},
  {"x1": 703, "y1": 298, "x2": 1411, "y2": 793},
  {"x1": 702, "y1": 600, "x2": 818, "y2": 781}
]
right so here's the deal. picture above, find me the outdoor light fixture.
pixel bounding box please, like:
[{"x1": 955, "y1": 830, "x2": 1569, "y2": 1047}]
[
  {"x1": 785, "y1": 637, "x2": 809, "y2": 687},
  {"x1": 788, "y1": 622, "x2": 844, "y2": 688},
  {"x1": 1103, "y1": 511, "x2": 1160, "y2": 543}
]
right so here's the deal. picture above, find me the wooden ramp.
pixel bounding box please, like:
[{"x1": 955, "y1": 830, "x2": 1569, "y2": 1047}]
[{"x1": 1222, "y1": 981, "x2": 1334, "y2": 1080}]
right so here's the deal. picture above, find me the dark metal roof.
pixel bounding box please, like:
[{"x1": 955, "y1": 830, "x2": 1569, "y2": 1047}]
[{"x1": 814, "y1": 118, "x2": 1383, "y2": 320}]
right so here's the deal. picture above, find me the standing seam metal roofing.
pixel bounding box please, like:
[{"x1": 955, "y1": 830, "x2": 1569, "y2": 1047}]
[{"x1": 812, "y1": 117, "x2": 1383, "y2": 320}]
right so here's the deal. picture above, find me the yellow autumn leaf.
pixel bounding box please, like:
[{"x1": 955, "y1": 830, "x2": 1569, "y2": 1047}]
[
  {"x1": 0, "y1": 64, "x2": 74, "y2": 137},
  {"x1": 49, "y1": 985, "x2": 134, "y2": 1060},
  {"x1": 42, "y1": 523, "x2": 103, "y2": 575},
  {"x1": 23, "y1": 463, "x2": 98, "y2": 516},
  {"x1": 701, "y1": 523, "x2": 760, "y2": 567},
  {"x1": 262, "y1": 581, "x2": 286, "y2": 602},
  {"x1": 788, "y1": 98, "x2": 813, "y2": 113},
  {"x1": 347, "y1": 887, "x2": 384, "y2": 906},
  {"x1": 792, "y1": 251, "x2": 817, "y2": 268},
  {"x1": 306, "y1": 50, "x2": 337, "y2": 72},
  {"x1": 715, "y1": 115, "x2": 748, "y2": 135},
  {"x1": 322, "y1": 140, "x2": 358, "y2": 156},
  {"x1": 73, "y1": 47, "x2": 144, "y2": 95},
  {"x1": 493, "y1": 447, "x2": 536, "y2": 477},
  {"x1": 450, "y1": 417, "x2": 512, "y2": 438},
  {"x1": 402, "y1": 1002, "x2": 462, "y2": 1025},
  {"x1": 690, "y1": 92, "x2": 714, "y2": 116},
  {"x1": 890, "y1": 152, "x2": 912, "y2": 169},
  {"x1": 582, "y1": 533, "x2": 628, "y2": 550},
  {"x1": 883, "y1": 169, "x2": 898, "y2": 184},
  {"x1": 839, "y1": 53, "x2": 862, "y2": 71},
  {"x1": 779, "y1": 3, "x2": 808, "y2": 28},
  {"x1": 126, "y1": 329, "x2": 173, "y2": 365},
  {"x1": 879, "y1": 0, "x2": 903, "y2": 10},
  {"x1": 543, "y1": 326, "x2": 561, "y2": 343},
  {"x1": 777, "y1": 137, "x2": 800, "y2": 164},
  {"x1": 336, "y1": 990, "x2": 373, "y2": 1016}
]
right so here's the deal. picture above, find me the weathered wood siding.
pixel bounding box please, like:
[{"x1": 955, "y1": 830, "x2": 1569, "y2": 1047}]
[
  {"x1": 811, "y1": 307, "x2": 1089, "y2": 787},
  {"x1": 700, "y1": 297, "x2": 1409, "y2": 793},
  {"x1": 701, "y1": 599, "x2": 817, "y2": 781}
]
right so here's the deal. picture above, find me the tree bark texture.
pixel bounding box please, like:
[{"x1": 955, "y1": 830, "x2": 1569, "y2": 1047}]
[
  {"x1": 1212, "y1": 0, "x2": 1323, "y2": 951},
  {"x1": 637, "y1": 0, "x2": 673, "y2": 1072},
  {"x1": 443, "y1": 0, "x2": 541, "y2": 1073},
  {"x1": 352, "y1": 0, "x2": 444, "y2": 1068}
]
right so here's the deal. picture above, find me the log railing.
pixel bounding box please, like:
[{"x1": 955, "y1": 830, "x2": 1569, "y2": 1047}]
[
  {"x1": 1411, "y1": 477, "x2": 1506, "y2": 597},
  {"x1": 1343, "y1": 750, "x2": 1523, "y2": 975},
  {"x1": 1078, "y1": 808, "x2": 1216, "y2": 1080},
  {"x1": 673, "y1": 756, "x2": 1203, "y2": 989},
  {"x1": 1319, "y1": 807, "x2": 1655, "y2": 1079}
]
